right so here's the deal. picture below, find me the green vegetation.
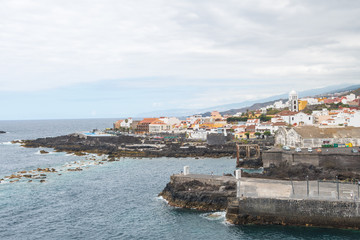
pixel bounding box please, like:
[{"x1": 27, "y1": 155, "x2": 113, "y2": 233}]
[
  {"x1": 303, "y1": 102, "x2": 350, "y2": 114},
  {"x1": 227, "y1": 117, "x2": 248, "y2": 123},
  {"x1": 264, "y1": 131, "x2": 271, "y2": 136},
  {"x1": 259, "y1": 114, "x2": 271, "y2": 122},
  {"x1": 227, "y1": 114, "x2": 272, "y2": 123},
  {"x1": 266, "y1": 108, "x2": 282, "y2": 115}
]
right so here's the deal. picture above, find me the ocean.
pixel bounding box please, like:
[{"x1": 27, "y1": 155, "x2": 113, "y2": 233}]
[{"x1": 0, "y1": 119, "x2": 359, "y2": 239}]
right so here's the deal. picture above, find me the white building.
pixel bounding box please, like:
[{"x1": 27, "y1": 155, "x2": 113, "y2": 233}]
[
  {"x1": 159, "y1": 117, "x2": 181, "y2": 128},
  {"x1": 120, "y1": 118, "x2": 133, "y2": 128},
  {"x1": 149, "y1": 120, "x2": 171, "y2": 133},
  {"x1": 348, "y1": 111, "x2": 360, "y2": 127},
  {"x1": 186, "y1": 129, "x2": 208, "y2": 140},
  {"x1": 275, "y1": 126, "x2": 360, "y2": 148},
  {"x1": 276, "y1": 111, "x2": 313, "y2": 126},
  {"x1": 273, "y1": 100, "x2": 288, "y2": 109},
  {"x1": 246, "y1": 118, "x2": 260, "y2": 126},
  {"x1": 300, "y1": 97, "x2": 320, "y2": 105}
]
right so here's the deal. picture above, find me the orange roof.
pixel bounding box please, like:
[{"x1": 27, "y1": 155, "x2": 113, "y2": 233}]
[
  {"x1": 140, "y1": 118, "x2": 158, "y2": 124},
  {"x1": 150, "y1": 120, "x2": 166, "y2": 125}
]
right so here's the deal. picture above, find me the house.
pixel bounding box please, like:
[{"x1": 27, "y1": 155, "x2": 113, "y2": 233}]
[
  {"x1": 275, "y1": 126, "x2": 360, "y2": 148},
  {"x1": 276, "y1": 110, "x2": 313, "y2": 126},
  {"x1": 114, "y1": 120, "x2": 124, "y2": 129},
  {"x1": 298, "y1": 100, "x2": 307, "y2": 111},
  {"x1": 211, "y1": 111, "x2": 222, "y2": 120},
  {"x1": 149, "y1": 119, "x2": 170, "y2": 133},
  {"x1": 136, "y1": 118, "x2": 158, "y2": 134},
  {"x1": 114, "y1": 118, "x2": 134, "y2": 129},
  {"x1": 348, "y1": 111, "x2": 360, "y2": 127},
  {"x1": 246, "y1": 118, "x2": 260, "y2": 126},
  {"x1": 234, "y1": 131, "x2": 256, "y2": 139},
  {"x1": 256, "y1": 122, "x2": 273, "y2": 134}
]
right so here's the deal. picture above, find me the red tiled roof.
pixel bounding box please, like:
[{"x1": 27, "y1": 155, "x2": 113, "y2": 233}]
[
  {"x1": 140, "y1": 118, "x2": 158, "y2": 124},
  {"x1": 272, "y1": 122, "x2": 287, "y2": 126},
  {"x1": 277, "y1": 110, "x2": 297, "y2": 116}
]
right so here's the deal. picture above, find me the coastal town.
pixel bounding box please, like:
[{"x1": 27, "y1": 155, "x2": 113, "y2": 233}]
[
  {"x1": 110, "y1": 89, "x2": 360, "y2": 148},
  {"x1": 2, "y1": 87, "x2": 360, "y2": 230},
  {"x1": 3, "y1": 1, "x2": 360, "y2": 238}
]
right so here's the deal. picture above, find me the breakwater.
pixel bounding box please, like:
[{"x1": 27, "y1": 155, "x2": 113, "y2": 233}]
[{"x1": 160, "y1": 171, "x2": 360, "y2": 229}]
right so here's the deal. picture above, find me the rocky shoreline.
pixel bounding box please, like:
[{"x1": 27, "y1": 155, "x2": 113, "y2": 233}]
[{"x1": 20, "y1": 134, "x2": 239, "y2": 159}]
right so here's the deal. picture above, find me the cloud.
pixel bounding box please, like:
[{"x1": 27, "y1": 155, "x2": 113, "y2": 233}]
[
  {"x1": 0, "y1": 0, "x2": 359, "y2": 119},
  {"x1": 0, "y1": 0, "x2": 359, "y2": 91}
]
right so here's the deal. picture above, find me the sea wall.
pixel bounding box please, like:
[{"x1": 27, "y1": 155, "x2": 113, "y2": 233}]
[
  {"x1": 263, "y1": 150, "x2": 360, "y2": 169},
  {"x1": 226, "y1": 197, "x2": 360, "y2": 229},
  {"x1": 159, "y1": 174, "x2": 236, "y2": 211}
]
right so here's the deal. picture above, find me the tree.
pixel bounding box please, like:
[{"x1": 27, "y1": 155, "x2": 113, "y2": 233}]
[
  {"x1": 259, "y1": 114, "x2": 271, "y2": 122},
  {"x1": 226, "y1": 117, "x2": 248, "y2": 123},
  {"x1": 255, "y1": 132, "x2": 261, "y2": 138},
  {"x1": 264, "y1": 131, "x2": 271, "y2": 136},
  {"x1": 245, "y1": 132, "x2": 250, "y2": 139}
]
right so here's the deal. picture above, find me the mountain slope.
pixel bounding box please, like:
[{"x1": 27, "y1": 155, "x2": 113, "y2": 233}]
[{"x1": 137, "y1": 84, "x2": 360, "y2": 118}]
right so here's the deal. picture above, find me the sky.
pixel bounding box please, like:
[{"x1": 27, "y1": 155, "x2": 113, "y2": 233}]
[{"x1": 1, "y1": 0, "x2": 360, "y2": 120}]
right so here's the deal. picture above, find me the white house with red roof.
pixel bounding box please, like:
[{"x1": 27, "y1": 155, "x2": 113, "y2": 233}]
[
  {"x1": 276, "y1": 110, "x2": 313, "y2": 126},
  {"x1": 149, "y1": 119, "x2": 170, "y2": 133},
  {"x1": 246, "y1": 118, "x2": 260, "y2": 126}
]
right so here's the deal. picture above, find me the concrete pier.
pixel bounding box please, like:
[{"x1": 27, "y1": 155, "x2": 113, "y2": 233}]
[{"x1": 160, "y1": 172, "x2": 360, "y2": 229}]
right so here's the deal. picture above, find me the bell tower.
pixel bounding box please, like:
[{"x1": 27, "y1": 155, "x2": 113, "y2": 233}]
[{"x1": 289, "y1": 90, "x2": 298, "y2": 112}]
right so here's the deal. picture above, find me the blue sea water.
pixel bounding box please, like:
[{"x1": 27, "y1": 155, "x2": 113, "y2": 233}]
[{"x1": 0, "y1": 119, "x2": 359, "y2": 239}]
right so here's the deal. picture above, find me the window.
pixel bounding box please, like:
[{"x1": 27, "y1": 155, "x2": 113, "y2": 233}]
[{"x1": 309, "y1": 117, "x2": 311, "y2": 120}]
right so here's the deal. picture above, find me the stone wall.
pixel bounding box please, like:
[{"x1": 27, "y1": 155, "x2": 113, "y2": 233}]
[
  {"x1": 263, "y1": 150, "x2": 359, "y2": 169},
  {"x1": 226, "y1": 197, "x2": 360, "y2": 229}
]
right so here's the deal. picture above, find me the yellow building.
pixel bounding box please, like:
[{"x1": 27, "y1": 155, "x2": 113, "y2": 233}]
[
  {"x1": 200, "y1": 122, "x2": 226, "y2": 129},
  {"x1": 253, "y1": 110, "x2": 262, "y2": 118},
  {"x1": 298, "y1": 100, "x2": 308, "y2": 111},
  {"x1": 211, "y1": 111, "x2": 222, "y2": 119},
  {"x1": 234, "y1": 132, "x2": 256, "y2": 139}
]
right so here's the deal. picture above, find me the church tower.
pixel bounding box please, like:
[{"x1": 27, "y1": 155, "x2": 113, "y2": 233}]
[{"x1": 289, "y1": 90, "x2": 298, "y2": 112}]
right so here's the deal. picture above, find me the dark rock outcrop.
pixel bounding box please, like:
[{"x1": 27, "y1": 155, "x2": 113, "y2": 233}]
[
  {"x1": 159, "y1": 175, "x2": 236, "y2": 211},
  {"x1": 22, "y1": 134, "x2": 239, "y2": 159}
]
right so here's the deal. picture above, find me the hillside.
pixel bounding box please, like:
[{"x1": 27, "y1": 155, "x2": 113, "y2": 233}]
[
  {"x1": 202, "y1": 85, "x2": 360, "y2": 117},
  {"x1": 351, "y1": 87, "x2": 360, "y2": 97},
  {"x1": 201, "y1": 99, "x2": 286, "y2": 116}
]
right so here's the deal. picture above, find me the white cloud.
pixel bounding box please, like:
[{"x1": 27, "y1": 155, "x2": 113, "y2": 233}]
[{"x1": 0, "y1": 0, "x2": 359, "y2": 92}]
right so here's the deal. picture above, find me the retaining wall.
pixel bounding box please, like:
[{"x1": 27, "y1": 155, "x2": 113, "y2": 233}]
[
  {"x1": 263, "y1": 150, "x2": 360, "y2": 169},
  {"x1": 226, "y1": 197, "x2": 360, "y2": 229}
]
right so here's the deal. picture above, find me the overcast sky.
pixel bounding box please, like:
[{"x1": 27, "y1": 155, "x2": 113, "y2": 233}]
[{"x1": 1, "y1": 0, "x2": 360, "y2": 120}]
